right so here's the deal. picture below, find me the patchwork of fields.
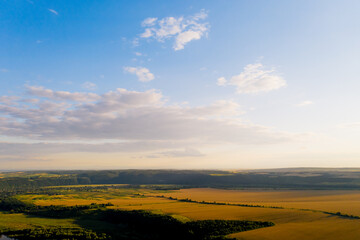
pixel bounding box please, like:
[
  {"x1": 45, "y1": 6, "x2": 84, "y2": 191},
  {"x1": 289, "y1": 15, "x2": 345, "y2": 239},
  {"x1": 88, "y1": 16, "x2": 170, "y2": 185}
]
[{"x1": 6, "y1": 186, "x2": 360, "y2": 239}]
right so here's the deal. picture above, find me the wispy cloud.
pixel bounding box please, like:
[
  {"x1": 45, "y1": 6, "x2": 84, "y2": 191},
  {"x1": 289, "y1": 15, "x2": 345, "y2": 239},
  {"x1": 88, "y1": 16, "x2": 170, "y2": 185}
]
[
  {"x1": 140, "y1": 9, "x2": 209, "y2": 51},
  {"x1": 0, "y1": 68, "x2": 9, "y2": 73},
  {"x1": 297, "y1": 100, "x2": 313, "y2": 107},
  {"x1": 48, "y1": 9, "x2": 58, "y2": 15},
  {"x1": 218, "y1": 63, "x2": 286, "y2": 94},
  {"x1": 124, "y1": 66, "x2": 155, "y2": 82},
  {"x1": 132, "y1": 38, "x2": 139, "y2": 47},
  {"x1": 149, "y1": 148, "x2": 205, "y2": 158},
  {"x1": 141, "y1": 17, "x2": 158, "y2": 27},
  {"x1": 26, "y1": 86, "x2": 100, "y2": 102},
  {"x1": 82, "y1": 82, "x2": 97, "y2": 90},
  {"x1": 217, "y1": 77, "x2": 227, "y2": 86},
  {"x1": 0, "y1": 96, "x2": 20, "y2": 105}
]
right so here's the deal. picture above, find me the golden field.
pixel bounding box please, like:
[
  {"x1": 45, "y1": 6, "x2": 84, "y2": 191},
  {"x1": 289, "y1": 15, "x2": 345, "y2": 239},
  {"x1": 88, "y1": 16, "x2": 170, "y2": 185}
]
[
  {"x1": 15, "y1": 187, "x2": 360, "y2": 239},
  {"x1": 162, "y1": 188, "x2": 360, "y2": 216}
]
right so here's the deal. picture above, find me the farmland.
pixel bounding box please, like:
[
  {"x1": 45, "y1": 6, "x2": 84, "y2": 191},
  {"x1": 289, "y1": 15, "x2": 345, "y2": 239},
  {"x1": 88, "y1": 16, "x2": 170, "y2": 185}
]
[
  {"x1": 2, "y1": 185, "x2": 360, "y2": 239},
  {"x1": 2, "y1": 169, "x2": 360, "y2": 239}
]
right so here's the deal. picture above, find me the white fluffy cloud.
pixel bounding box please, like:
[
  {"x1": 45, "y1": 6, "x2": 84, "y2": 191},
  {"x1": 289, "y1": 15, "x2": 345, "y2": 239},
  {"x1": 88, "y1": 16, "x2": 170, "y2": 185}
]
[
  {"x1": 220, "y1": 63, "x2": 286, "y2": 94},
  {"x1": 124, "y1": 67, "x2": 155, "y2": 82},
  {"x1": 140, "y1": 10, "x2": 209, "y2": 51}
]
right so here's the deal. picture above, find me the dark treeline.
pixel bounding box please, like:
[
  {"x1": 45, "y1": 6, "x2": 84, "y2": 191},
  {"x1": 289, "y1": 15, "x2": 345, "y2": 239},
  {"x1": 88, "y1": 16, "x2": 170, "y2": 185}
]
[
  {"x1": 0, "y1": 197, "x2": 274, "y2": 240},
  {"x1": 0, "y1": 175, "x2": 89, "y2": 192},
  {"x1": 4, "y1": 228, "x2": 108, "y2": 240},
  {"x1": 2, "y1": 169, "x2": 360, "y2": 192},
  {"x1": 159, "y1": 196, "x2": 284, "y2": 209}
]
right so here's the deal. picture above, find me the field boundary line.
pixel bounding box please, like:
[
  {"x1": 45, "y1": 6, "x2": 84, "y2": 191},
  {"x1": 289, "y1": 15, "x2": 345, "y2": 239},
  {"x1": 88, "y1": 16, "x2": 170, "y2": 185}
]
[{"x1": 146, "y1": 194, "x2": 360, "y2": 220}]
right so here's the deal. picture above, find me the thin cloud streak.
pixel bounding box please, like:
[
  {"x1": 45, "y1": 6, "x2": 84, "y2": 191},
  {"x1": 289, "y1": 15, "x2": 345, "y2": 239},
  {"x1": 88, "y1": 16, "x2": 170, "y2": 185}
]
[{"x1": 48, "y1": 9, "x2": 58, "y2": 15}]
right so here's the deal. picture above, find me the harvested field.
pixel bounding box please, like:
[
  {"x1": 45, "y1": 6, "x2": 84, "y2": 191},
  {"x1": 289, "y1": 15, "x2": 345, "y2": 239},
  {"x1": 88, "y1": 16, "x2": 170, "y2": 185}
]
[{"x1": 13, "y1": 186, "x2": 360, "y2": 239}]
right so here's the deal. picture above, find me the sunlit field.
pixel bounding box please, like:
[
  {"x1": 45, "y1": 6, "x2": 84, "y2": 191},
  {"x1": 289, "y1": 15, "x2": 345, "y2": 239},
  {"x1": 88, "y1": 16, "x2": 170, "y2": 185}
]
[
  {"x1": 0, "y1": 212, "x2": 78, "y2": 232},
  {"x1": 9, "y1": 186, "x2": 360, "y2": 239},
  {"x1": 163, "y1": 188, "x2": 360, "y2": 216}
]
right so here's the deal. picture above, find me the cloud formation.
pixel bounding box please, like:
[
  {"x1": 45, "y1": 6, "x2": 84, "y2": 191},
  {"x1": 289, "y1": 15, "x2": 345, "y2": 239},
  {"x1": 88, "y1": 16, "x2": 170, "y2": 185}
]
[
  {"x1": 0, "y1": 86, "x2": 291, "y2": 143},
  {"x1": 140, "y1": 10, "x2": 209, "y2": 51},
  {"x1": 124, "y1": 67, "x2": 155, "y2": 82},
  {"x1": 0, "y1": 86, "x2": 300, "y2": 164},
  {"x1": 219, "y1": 63, "x2": 286, "y2": 94},
  {"x1": 26, "y1": 86, "x2": 100, "y2": 102}
]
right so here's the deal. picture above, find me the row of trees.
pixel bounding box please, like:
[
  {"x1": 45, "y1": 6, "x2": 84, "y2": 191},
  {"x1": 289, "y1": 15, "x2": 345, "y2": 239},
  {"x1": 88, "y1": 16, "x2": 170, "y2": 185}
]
[
  {"x1": 4, "y1": 228, "x2": 108, "y2": 240},
  {"x1": 2, "y1": 169, "x2": 360, "y2": 191}
]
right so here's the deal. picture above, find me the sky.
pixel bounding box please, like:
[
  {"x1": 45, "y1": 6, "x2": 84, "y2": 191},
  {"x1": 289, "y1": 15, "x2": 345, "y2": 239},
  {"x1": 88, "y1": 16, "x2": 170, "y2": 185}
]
[{"x1": 1, "y1": 0, "x2": 360, "y2": 170}]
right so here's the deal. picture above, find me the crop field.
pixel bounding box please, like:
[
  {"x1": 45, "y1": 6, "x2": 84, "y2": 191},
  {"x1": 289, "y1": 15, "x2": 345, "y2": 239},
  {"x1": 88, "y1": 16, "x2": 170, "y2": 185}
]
[
  {"x1": 0, "y1": 212, "x2": 78, "y2": 232},
  {"x1": 6, "y1": 186, "x2": 360, "y2": 239},
  {"x1": 162, "y1": 188, "x2": 360, "y2": 216},
  {"x1": 159, "y1": 188, "x2": 360, "y2": 239}
]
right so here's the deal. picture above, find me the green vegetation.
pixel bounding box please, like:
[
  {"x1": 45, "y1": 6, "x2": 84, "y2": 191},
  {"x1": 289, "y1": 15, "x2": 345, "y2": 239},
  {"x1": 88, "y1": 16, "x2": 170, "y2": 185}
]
[
  {"x1": 0, "y1": 196, "x2": 274, "y2": 240},
  {"x1": 2, "y1": 169, "x2": 360, "y2": 192}
]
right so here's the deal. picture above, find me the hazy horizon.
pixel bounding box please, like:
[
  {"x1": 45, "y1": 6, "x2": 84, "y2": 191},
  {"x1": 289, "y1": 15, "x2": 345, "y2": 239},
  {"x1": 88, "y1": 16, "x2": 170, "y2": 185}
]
[{"x1": 1, "y1": 0, "x2": 360, "y2": 170}]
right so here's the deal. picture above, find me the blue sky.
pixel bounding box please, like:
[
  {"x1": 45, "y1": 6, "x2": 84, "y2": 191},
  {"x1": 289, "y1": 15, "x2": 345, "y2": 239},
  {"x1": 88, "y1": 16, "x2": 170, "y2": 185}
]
[{"x1": 1, "y1": 0, "x2": 360, "y2": 170}]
